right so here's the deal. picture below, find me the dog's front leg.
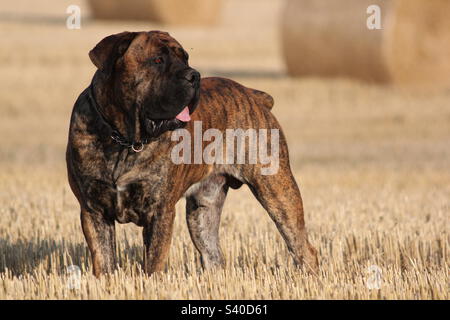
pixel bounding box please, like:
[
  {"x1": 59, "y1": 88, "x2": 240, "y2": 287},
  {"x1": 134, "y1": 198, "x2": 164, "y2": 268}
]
[
  {"x1": 81, "y1": 209, "x2": 117, "y2": 277},
  {"x1": 142, "y1": 208, "x2": 176, "y2": 275}
]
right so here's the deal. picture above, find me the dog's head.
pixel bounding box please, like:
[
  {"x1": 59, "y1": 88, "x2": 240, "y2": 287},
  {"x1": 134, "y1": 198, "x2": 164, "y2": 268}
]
[{"x1": 89, "y1": 31, "x2": 200, "y2": 137}]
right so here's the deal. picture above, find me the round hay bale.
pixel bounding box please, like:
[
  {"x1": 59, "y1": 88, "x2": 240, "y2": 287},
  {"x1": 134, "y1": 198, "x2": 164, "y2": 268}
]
[
  {"x1": 281, "y1": 0, "x2": 450, "y2": 86},
  {"x1": 88, "y1": 0, "x2": 222, "y2": 25}
]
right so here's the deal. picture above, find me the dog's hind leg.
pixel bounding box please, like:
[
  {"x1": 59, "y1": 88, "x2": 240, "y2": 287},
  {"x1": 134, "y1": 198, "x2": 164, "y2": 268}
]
[
  {"x1": 246, "y1": 168, "x2": 319, "y2": 274},
  {"x1": 186, "y1": 174, "x2": 228, "y2": 269}
]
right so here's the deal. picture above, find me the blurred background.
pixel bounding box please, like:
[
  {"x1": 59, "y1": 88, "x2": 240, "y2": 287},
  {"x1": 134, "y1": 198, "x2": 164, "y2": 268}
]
[
  {"x1": 1, "y1": 0, "x2": 449, "y2": 166},
  {"x1": 0, "y1": 0, "x2": 448, "y2": 299}
]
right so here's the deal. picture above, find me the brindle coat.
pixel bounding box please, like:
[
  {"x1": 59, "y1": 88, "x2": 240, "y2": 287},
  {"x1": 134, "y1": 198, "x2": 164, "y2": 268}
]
[{"x1": 66, "y1": 31, "x2": 318, "y2": 277}]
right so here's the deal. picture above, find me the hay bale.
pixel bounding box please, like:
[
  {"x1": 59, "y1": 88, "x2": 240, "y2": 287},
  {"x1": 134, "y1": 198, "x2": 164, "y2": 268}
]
[
  {"x1": 282, "y1": 0, "x2": 450, "y2": 85},
  {"x1": 88, "y1": 0, "x2": 222, "y2": 25}
]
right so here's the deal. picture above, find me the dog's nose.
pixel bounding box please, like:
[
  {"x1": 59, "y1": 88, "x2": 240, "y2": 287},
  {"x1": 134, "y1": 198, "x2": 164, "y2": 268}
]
[{"x1": 184, "y1": 69, "x2": 200, "y2": 85}]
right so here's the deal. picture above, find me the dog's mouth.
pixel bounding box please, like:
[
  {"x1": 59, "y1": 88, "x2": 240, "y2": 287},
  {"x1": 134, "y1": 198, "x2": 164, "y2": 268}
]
[
  {"x1": 143, "y1": 90, "x2": 199, "y2": 138},
  {"x1": 174, "y1": 96, "x2": 197, "y2": 122},
  {"x1": 175, "y1": 106, "x2": 191, "y2": 122},
  {"x1": 173, "y1": 89, "x2": 200, "y2": 122},
  {"x1": 145, "y1": 87, "x2": 199, "y2": 123}
]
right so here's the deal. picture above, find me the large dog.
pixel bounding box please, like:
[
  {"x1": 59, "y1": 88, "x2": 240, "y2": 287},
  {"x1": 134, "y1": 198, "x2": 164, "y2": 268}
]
[{"x1": 66, "y1": 31, "x2": 318, "y2": 277}]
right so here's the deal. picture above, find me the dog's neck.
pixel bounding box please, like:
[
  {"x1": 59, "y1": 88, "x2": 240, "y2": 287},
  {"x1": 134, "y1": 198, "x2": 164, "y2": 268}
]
[
  {"x1": 90, "y1": 72, "x2": 147, "y2": 145},
  {"x1": 89, "y1": 72, "x2": 187, "y2": 150}
]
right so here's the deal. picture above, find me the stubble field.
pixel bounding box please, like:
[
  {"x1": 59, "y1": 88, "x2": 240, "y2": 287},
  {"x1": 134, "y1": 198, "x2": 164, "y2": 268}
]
[{"x1": 0, "y1": 0, "x2": 448, "y2": 299}]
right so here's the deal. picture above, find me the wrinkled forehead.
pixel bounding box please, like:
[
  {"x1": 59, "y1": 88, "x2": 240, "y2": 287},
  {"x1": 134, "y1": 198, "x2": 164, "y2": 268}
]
[{"x1": 126, "y1": 31, "x2": 187, "y2": 61}]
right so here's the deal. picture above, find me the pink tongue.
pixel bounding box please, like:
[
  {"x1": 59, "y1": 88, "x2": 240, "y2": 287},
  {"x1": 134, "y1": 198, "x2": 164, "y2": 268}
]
[{"x1": 175, "y1": 106, "x2": 191, "y2": 122}]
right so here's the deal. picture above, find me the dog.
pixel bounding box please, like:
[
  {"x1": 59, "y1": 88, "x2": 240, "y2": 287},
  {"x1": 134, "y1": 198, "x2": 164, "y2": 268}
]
[{"x1": 66, "y1": 31, "x2": 318, "y2": 277}]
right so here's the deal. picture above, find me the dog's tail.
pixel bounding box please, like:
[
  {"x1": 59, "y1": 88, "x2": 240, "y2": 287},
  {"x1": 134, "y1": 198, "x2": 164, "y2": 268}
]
[{"x1": 251, "y1": 89, "x2": 274, "y2": 110}]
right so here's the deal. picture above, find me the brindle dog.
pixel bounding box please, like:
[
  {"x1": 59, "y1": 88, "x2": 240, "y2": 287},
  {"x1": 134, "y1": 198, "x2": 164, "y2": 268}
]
[{"x1": 66, "y1": 31, "x2": 318, "y2": 277}]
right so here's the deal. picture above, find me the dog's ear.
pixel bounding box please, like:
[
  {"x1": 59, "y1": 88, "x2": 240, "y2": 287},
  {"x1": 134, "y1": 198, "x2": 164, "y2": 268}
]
[{"x1": 89, "y1": 31, "x2": 137, "y2": 74}]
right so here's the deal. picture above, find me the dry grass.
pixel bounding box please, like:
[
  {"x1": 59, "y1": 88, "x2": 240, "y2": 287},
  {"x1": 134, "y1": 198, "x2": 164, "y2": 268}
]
[{"x1": 0, "y1": 0, "x2": 448, "y2": 299}]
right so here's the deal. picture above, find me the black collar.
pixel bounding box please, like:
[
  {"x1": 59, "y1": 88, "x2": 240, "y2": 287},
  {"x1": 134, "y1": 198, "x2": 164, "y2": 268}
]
[{"x1": 87, "y1": 85, "x2": 150, "y2": 153}]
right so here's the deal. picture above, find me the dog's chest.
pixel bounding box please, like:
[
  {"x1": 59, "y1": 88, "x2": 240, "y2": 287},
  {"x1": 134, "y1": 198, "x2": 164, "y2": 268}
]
[
  {"x1": 107, "y1": 151, "x2": 171, "y2": 225},
  {"x1": 113, "y1": 181, "x2": 155, "y2": 225}
]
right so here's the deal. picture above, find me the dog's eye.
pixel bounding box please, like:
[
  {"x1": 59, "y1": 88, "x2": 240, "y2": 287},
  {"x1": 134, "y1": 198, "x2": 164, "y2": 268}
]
[
  {"x1": 183, "y1": 51, "x2": 189, "y2": 62},
  {"x1": 153, "y1": 57, "x2": 164, "y2": 65}
]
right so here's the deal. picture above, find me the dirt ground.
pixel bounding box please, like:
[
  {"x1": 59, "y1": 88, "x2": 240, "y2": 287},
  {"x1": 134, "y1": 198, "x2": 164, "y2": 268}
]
[{"x1": 0, "y1": 0, "x2": 448, "y2": 299}]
